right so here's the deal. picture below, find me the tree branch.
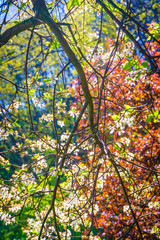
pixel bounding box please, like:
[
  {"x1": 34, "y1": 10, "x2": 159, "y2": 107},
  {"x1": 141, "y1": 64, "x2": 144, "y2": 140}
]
[
  {"x1": 0, "y1": 15, "x2": 71, "y2": 48},
  {"x1": 106, "y1": 0, "x2": 160, "y2": 45},
  {"x1": 31, "y1": 0, "x2": 94, "y2": 130},
  {"x1": 0, "y1": 17, "x2": 42, "y2": 48},
  {"x1": 38, "y1": 101, "x2": 88, "y2": 240},
  {"x1": 96, "y1": 0, "x2": 159, "y2": 74}
]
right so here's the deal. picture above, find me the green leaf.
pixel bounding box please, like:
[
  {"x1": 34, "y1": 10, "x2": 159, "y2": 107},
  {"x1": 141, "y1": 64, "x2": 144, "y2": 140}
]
[
  {"x1": 112, "y1": 114, "x2": 120, "y2": 121},
  {"x1": 19, "y1": 2, "x2": 26, "y2": 10},
  {"x1": 43, "y1": 78, "x2": 51, "y2": 82},
  {"x1": 141, "y1": 61, "x2": 149, "y2": 69},
  {"x1": 44, "y1": 92, "x2": 52, "y2": 100},
  {"x1": 68, "y1": 0, "x2": 81, "y2": 9},
  {"x1": 58, "y1": 170, "x2": 62, "y2": 176},
  {"x1": 14, "y1": 122, "x2": 21, "y2": 128},
  {"x1": 135, "y1": 72, "x2": 142, "y2": 80},
  {"x1": 7, "y1": 51, "x2": 15, "y2": 56},
  {"x1": 28, "y1": 184, "x2": 33, "y2": 191},
  {"x1": 123, "y1": 61, "x2": 131, "y2": 71},
  {"x1": 48, "y1": 2, "x2": 54, "y2": 8},
  {"x1": 115, "y1": 144, "x2": 120, "y2": 150},
  {"x1": 154, "y1": 110, "x2": 159, "y2": 118},
  {"x1": 29, "y1": 89, "x2": 36, "y2": 96},
  {"x1": 124, "y1": 104, "x2": 131, "y2": 109},
  {"x1": 13, "y1": 20, "x2": 21, "y2": 24},
  {"x1": 124, "y1": 34, "x2": 129, "y2": 41},
  {"x1": 14, "y1": 119, "x2": 21, "y2": 128},
  {"x1": 146, "y1": 114, "x2": 153, "y2": 123},
  {"x1": 124, "y1": 104, "x2": 134, "y2": 113},
  {"x1": 52, "y1": 38, "x2": 61, "y2": 49}
]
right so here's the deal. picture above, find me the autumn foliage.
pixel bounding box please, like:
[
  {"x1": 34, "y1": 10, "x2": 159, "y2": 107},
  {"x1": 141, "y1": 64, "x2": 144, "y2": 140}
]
[{"x1": 68, "y1": 37, "x2": 160, "y2": 239}]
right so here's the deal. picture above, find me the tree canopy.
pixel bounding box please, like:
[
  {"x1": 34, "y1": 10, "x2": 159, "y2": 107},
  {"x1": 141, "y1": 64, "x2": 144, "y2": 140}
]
[{"x1": 0, "y1": 0, "x2": 160, "y2": 239}]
